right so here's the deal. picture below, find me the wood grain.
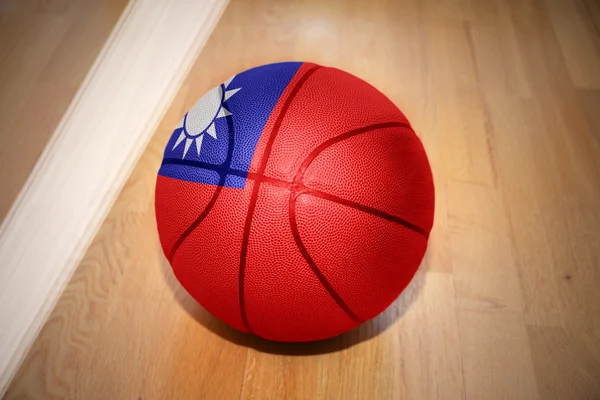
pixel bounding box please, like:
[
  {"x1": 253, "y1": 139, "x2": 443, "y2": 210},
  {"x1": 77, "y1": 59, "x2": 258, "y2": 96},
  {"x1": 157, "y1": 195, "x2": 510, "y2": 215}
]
[
  {"x1": 5, "y1": 0, "x2": 600, "y2": 398},
  {"x1": 0, "y1": 0, "x2": 129, "y2": 223}
]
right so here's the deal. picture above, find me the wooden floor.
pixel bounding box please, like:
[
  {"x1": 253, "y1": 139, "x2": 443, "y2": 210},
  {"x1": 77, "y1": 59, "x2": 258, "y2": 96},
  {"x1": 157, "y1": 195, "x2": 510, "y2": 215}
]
[
  {"x1": 5, "y1": 0, "x2": 600, "y2": 398},
  {"x1": 0, "y1": 0, "x2": 129, "y2": 223}
]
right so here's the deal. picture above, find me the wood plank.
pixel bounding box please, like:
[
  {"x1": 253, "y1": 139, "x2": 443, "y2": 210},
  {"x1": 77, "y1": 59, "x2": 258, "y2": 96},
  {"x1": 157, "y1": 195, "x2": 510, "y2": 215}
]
[
  {"x1": 0, "y1": 0, "x2": 128, "y2": 223},
  {"x1": 577, "y1": 89, "x2": 600, "y2": 144},
  {"x1": 528, "y1": 325, "x2": 600, "y2": 400},
  {"x1": 545, "y1": 0, "x2": 600, "y2": 89},
  {"x1": 447, "y1": 181, "x2": 539, "y2": 400}
]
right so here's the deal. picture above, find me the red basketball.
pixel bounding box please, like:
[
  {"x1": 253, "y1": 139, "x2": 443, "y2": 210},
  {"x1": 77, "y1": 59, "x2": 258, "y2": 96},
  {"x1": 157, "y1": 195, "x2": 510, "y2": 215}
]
[{"x1": 155, "y1": 62, "x2": 434, "y2": 342}]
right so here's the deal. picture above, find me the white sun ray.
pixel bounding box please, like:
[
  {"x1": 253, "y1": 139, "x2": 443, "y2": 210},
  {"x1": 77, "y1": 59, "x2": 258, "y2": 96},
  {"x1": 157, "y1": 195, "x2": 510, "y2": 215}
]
[
  {"x1": 172, "y1": 130, "x2": 186, "y2": 150},
  {"x1": 217, "y1": 107, "x2": 231, "y2": 118},
  {"x1": 171, "y1": 75, "x2": 241, "y2": 159},
  {"x1": 194, "y1": 135, "x2": 203, "y2": 155},
  {"x1": 224, "y1": 87, "x2": 241, "y2": 101},
  {"x1": 182, "y1": 137, "x2": 193, "y2": 159},
  {"x1": 206, "y1": 122, "x2": 217, "y2": 139}
]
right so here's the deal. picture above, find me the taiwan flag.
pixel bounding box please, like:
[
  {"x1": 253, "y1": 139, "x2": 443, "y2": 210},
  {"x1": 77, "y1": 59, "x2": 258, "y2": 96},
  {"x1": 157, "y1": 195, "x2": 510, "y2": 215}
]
[{"x1": 158, "y1": 61, "x2": 304, "y2": 189}]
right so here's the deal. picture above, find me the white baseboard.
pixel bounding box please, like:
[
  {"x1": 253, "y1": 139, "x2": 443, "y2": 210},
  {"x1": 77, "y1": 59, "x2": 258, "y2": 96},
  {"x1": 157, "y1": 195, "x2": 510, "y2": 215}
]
[{"x1": 0, "y1": 0, "x2": 229, "y2": 393}]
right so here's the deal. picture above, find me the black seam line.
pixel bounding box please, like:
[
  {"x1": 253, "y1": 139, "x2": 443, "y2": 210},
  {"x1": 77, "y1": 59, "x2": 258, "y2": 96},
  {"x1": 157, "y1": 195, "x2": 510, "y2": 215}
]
[
  {"x1": 160, "y1": 157, "x2": 429, "y2": 238},
  {"x1": 162, "y1": 158, "x2": 248, "y2": 178}
]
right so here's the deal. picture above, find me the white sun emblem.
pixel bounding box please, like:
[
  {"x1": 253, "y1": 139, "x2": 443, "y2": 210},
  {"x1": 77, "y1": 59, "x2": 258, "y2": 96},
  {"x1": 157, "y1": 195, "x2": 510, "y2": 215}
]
[{"x1": 172, "y1": 75, "x2": 241, "y2": 159}]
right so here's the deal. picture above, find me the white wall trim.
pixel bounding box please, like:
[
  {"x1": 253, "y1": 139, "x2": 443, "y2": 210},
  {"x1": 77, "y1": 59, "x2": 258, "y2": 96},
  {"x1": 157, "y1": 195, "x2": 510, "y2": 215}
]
[{"x1": 0, "y1": 0, "x2": 228, "y2": 393}]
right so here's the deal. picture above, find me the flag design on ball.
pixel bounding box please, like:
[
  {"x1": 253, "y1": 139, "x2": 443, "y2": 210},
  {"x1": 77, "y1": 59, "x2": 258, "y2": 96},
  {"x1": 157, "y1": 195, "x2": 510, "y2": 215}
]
[{"x1": 159, "y1": 62, "x2": 302, "y2": 189}]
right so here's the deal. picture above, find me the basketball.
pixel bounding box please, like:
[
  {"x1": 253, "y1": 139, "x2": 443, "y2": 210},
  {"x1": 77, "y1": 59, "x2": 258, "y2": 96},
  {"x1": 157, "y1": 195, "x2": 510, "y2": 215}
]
[{"x1": 154, "y1": 61, "x2": 435, "y2": 342}]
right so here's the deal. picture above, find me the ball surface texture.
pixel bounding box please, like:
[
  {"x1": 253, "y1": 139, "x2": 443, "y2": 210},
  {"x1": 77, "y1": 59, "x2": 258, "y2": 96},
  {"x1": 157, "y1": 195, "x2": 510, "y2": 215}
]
[{"x1": 155, "y1": 61, "x2": 434, "y2": 342}]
